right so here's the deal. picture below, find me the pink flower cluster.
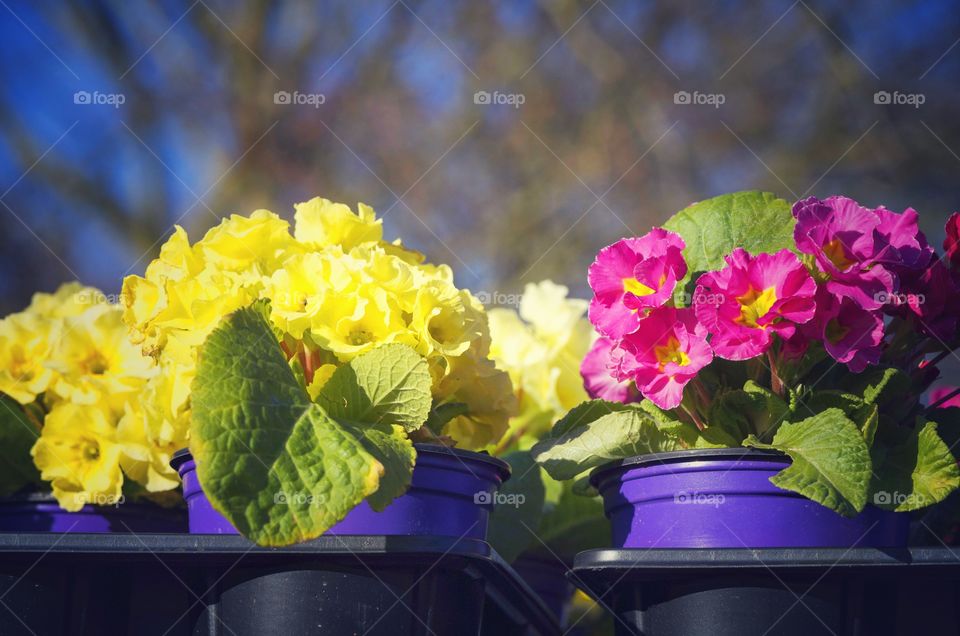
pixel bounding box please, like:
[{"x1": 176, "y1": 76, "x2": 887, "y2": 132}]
[{"x1": 581, "y1": 196, "x2": 960, "y2": 411}]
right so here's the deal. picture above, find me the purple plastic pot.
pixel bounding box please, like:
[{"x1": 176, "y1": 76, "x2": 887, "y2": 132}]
[
  {"x1": 0, "y1": 493, "x2": 186, "y2": 533},
  {"x1": 591, "y1": 449, "x2": 910, "y2": 549},
  {"x1": 172, "y1": 444, "x2": 511, "y2": 539}
]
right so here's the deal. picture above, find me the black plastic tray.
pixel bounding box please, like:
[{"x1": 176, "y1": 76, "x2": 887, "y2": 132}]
[
  {"x1": 0, "y1": 533, "x2": 561, "y2": 635},
  {"x1": 570, "y1": 547, "x2": 960, "y2": 636}
]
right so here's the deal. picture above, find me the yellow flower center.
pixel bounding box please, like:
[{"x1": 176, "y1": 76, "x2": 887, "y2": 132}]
[
  {"x1": 10, "y1": 356, "x2": 33, "y2": 382},
  {"x1": 824, "y1": 238, "x2": 855, "y2": 270},
  {"x1": 82, "y1": 351, "x2": 110, "y2": 375},
  {"x1": 622, "y1": 277, "x2": 655, "y2": 297},
  {"x1": 825, "y1": 318, "x2": 849, "y2": 344},
  {"x1": 654, "y1": 337, "x2": 690, "y2": 370},
  {"x1": 737, "y1": 286, "x2": 778, "y2": 329},
  {"x1": 82, "y1": 440, "x2": 100, "y2": 462}
]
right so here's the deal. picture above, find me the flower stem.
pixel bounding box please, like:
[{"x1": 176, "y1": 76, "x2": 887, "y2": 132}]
[{"x1": 768, "y1": 349, "x2": 784, "y2": 397}]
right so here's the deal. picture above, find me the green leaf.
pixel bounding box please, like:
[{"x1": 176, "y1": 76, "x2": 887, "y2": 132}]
[
  {"x1": 346, "y1": 422, "x2": 416, "y2": 511},
  {"x1": 841, "y1": 367, "x2": 912, "y2": 406},
  {"x1": 191, "y1": 306, "x2": 385, "y2": 546},
  {"x1": 799, "y1": 390, "x2": 879, "y2": 447},
  {"x1": 425, "y1": 402, "x2": 469, "y2": 436},
  {"x1": 663, "y1": 191, "x2": 796, "y2": 302},
  {"x1": 744, "y1": 408, "x2": 871, "y2": 516},
  {"x1": 638, "y1": 400, "x2": 735, "y2": 448},
  {"x1": 870, "y1": 420, "x2": 960, "y2": 512},
  {"x1": 0, "y1": 396, "x2": 42, "y2": 497},
  {"x1": 709, "y1": 381, "x2": 788, "y2": 443},
  {"x1": 532, "y1": 403, "x2": 685, "y2": 480},
  {"x1": 534, "y1": 477, "x2": 609, "y2": 560},
  {"x1": 548, "y1": 400, "x2": 633, "y2": 438},
  {"x1": 316, "y1": 343, "x2": 432, "y2": 433},
  {"x1": 487, "y1": 451, "x2": 547, "y2": 562}
]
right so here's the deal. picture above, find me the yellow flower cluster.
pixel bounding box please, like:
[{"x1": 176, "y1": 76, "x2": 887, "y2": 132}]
[
  {"x1": 487, "y1": 281, "x2": 594, "y2": 450},
  {"x1": 0, "y1": 283, "x2": 175, "y2": 511},
  {"x1": 121, "y1": 197, "x2": 515, "y2": 449}
]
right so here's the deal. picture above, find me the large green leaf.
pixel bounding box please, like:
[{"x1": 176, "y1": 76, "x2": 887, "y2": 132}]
[
  {"x1": 534, "y1": 476, "x2": 609, "y2": 560},
  {"x1": 799, "y1": 390, "x2": 879, "y2": 447},
  {"x1": 532, "y1": 404, "x2": 685, "y2": 480},
  {"x1": 191, "y1": 307, "x2": 426, "y2": 545},
  {"x1": 0, "y1": 396, "x2": 42, "y2": 497},
  {"x1": 487, "y1": 451, "x2": 547, "y2": 562},
  {"x1": 663, "y1": 191, "x2": 796, "y2": 302},
  {"x1": 745, "y1": 408, "x2": 871, "y2": 516},
  {"x1": 870, "y1": 420, "x2": 960, "y2": 512},
  {"x1": 317, "y1": 343, "x2": 432, "y2": 432}
]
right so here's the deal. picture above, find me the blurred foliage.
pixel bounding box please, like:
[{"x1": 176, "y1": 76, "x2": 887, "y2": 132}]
[{"x1": 1, "y1": 0, "x2": 960, "y2": 322}]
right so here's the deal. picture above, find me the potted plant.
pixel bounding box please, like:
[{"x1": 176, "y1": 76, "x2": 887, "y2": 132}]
[
  {"x1": 483, "y1": 280, "x2": 611, "y2": 624},
  {"x1": 533, "y1": 191, "x2": 960, "y2": 548},
  {"x1": 0, "y1": 283, "x2": 185, "y2": 532},
  {"x1": 122, "y1": 197, "x2": 515, "y2": 546}
]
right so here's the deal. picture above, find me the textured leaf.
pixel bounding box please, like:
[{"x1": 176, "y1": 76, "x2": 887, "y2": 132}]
[
  {"x1": 870, "y1": 420, "x2": 960, "y2": 512},
  {"x1": 547, "y1": 400, "x2": 633, "y2": 439},
  {"x1": 317, "y1": 343, "x2": 432, "y2": 432},
  {"x1": 487, "y1": 451, "x2": 547, "y2": 562},
  {"x1": 347, "y1": 422, "x2": 416, "y2": 511},
  {"x1": 841, "y1": 367, "x2": 912, "y2": 406},
  {"x1": 191, "y1": 306, "x2": 384, "y2": 546},
  {"x1": 639, "y1": 399, "x2": 736, "y2": 448},
  {"x1": 709, "y1": 381, "x2": 788, "y2": 443},
  {"x1": 663, "y1": 191, "x2": 796, "y2": 302},
  {"x1": 532, "y1": 405, "x2": 685, "y2": 480},
  {"x1": 800, "y1": 390, "x2": 879, "y2": 447},
  {"x1": 0, "y1": 396, "x2": 42, "y2": 497},
  {"x1": 745, "y1": 408, "x2": 871, "y2": 516}
]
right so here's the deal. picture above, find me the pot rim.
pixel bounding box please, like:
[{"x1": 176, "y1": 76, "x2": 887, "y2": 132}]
[
  {"x1": 171, "y1": 443, "x2": 511, "y2": 480},
  {"x1": 589, "y1": 447, "x2": 788, "y2": 488}
]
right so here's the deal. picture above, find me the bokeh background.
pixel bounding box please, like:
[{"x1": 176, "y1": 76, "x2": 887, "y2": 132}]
[{"x1": 2, "y1": 0, "x2": 959, "y2": 318}]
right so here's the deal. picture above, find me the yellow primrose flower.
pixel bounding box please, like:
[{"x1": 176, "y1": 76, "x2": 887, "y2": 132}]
[
  {"x1": 144, "y1": 225, "x2": 205, "y2": 283},
  {"x1": 45, "y1": 304, "x2": 156, "y2": 412},
  {"x1": 196, "y1": 209, "x2": 298, "y2": 274},
  {"x1": 27, "y1": 282, "x2": 108, "y2": 319},
  {"x1": 31, "y1": 402, "x2": 125, "y2": 512},
  {"x1": 487, "y1": 281, "x2": 594, "y2": 445},
  {"x1": 411, "y1": 281, "x2": 482, "y2": 358},
  {"x1": 117, "y1": 398, "x2": 181, "y2": 493},
  {"x1": 0, "y1": 311, "x2": 59, "y2": 405},
  {"x1": 294, "y1": 197, "x2": 383, "y2": 249},
  {"x1": 437, "y1": 351, "x2": 516, "y2": 448}
]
